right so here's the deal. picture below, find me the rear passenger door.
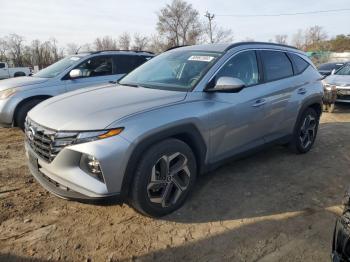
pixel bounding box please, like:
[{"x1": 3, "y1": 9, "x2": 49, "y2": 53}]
[{"x1": 258, "y1": 50, "x2": 297, "y2": 142}]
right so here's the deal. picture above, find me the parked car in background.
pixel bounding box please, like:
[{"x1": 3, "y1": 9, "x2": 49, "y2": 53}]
[
  {"x1": 0, "y1": 62, "x2": 31, "y2": 79},
  {"x1": 0, "y1": 50, "x2": 154, "y2": 129},
  {"x1": 317, "y1": 62, "x2": 347, "y2": 77},
  {"x1": 323, "y1": 63, "x2": 350, "y2": 103},
  {"x1": 25, "y1": 42, "x2": 323, "y2": 217}
]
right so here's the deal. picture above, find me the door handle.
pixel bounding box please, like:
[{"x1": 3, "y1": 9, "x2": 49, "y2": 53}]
[
  {"x1": 252, "y1": 98, "x2": 267, "y2": 107},
  {"x1": 297, "y1": 88, "x2": 307, "y2": 95}
]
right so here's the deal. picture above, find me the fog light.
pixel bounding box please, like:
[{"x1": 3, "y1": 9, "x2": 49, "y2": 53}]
[{"x1": 80, "y1": 154, "x2": 104, "y2": 182}]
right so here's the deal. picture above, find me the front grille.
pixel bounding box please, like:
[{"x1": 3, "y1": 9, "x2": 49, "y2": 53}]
[{"x1": 25, "y1": 118, "x2": 78, "y2": 163}]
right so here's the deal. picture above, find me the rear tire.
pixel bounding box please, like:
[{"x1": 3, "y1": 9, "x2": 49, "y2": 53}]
[
  {"x1": 289, "y1": 108, "x2": 319, "y2": 154},
  {"x1": 15, "y1": 99, "x2": 44, "y2": 131},
  {"x1": 129, "y1": 138, "x2": 197, "y2": 217}
]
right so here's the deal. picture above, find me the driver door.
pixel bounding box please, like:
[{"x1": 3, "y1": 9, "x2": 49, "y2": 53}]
[
  {"x1": 208, "y1": 50, "x2": 271, "y2": 162},
  {"x1": 64, "y1": 55, "x2": 116, "y2": 92}
]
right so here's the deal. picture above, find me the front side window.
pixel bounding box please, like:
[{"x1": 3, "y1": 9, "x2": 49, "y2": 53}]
[
  {"x1": 76, "y1": 56, "x2": 113, "y2": 78},
  {"x1": 261, "y1": 51, "x2": 293, "y2": 82},
  {"x1": 34, "y1": 56, "x2": 83, "y2": 78},
  {"x1": 119, "y1": 50, "x2": 222, "y2": 91},
  {"x1": 336, "y1": 64, "x2": 350, "y2": 75},
  {"x1": 214, "y1": 50, "x2": 259, "y2": 86}
]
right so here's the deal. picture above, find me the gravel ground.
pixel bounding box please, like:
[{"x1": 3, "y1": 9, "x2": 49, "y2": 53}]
[{"x1": 1, "y1": 104, "x2": 350, "y2": 262}]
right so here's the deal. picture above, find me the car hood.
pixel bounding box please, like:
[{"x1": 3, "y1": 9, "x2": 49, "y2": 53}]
[
  {"x1": 325, "y1": 75, "x2": 350, "y2": 86},
  {"x1": 0, "y1": 76, "x2": 49, "y2": 91},
  {"x1": 28, "y1": 85, "x2": 187, "y2": 130}
]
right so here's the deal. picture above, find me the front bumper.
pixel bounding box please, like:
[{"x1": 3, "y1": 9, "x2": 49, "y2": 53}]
[
  {"x1": 25, "y1": 132, "x2": 132, "y2": 201},
  {"x1": 335, "y1": 87, "x2": 350, "y2": 103}
]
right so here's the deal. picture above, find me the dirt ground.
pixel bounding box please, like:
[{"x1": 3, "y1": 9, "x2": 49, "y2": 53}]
[{"x1": 1, "y1": 104, "x2": 350, "y2": 262}]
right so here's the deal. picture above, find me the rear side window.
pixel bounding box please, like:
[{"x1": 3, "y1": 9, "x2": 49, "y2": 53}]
[
  {"x1": 114, "y1": 55, "x2": 138, "y2": 74},
  {"x1": 136, "y1": 56, "x2": 152, "y2": 67},
  {"x1": 0, "y1": 63, "x2": 5, "y2": 69},
  {"x1": 260, "y1": 51, "x2": 293, "y2": 82},
  {"x1": 289, "y1": 53, "x2": 310, "y2": 74}
]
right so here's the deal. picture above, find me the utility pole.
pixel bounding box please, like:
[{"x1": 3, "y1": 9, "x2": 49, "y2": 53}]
[{"x1": 205, "y1": 11, "x2": 215, "y2": 44}]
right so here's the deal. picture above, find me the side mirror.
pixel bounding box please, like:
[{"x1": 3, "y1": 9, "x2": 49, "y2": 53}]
[
  {"x1": 69, "y1": 69, "x2": 82, "y2": 79},
  {"x1": 206, "y1": 77, "x2": 245, "y2": 93},
  {"x1": 331, "y1": 69, "x2": 336, "y2": 75}
]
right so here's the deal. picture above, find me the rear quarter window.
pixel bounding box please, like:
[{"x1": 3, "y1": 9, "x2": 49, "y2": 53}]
[
  {"x1": 289, "y1": 53, "x2": 310, "y2": 74},
  {"x1": 260, "y1": 50, "x2": 293, "y2": 82},
  {"x1": 114, "y1": 55, "x2": 138, "y2": 74}
]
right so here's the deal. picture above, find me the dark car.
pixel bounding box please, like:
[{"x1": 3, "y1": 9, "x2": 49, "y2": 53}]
[{"x1": 318, "y1": 62, "x2": 347, "y2": 76}]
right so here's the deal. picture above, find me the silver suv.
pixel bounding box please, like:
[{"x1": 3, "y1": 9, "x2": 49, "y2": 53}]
[
  {"x1": 0, "y1": 50, "x2": 153, "y2": 129},
  {"x1": 25, "y1": 42, "x2": 323, "y2": 217}
]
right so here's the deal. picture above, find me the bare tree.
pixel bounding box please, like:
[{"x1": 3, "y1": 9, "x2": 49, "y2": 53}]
[
  {"x1": 66, "y1": 43, "x2": 80, "y2": 55},
  {"x1": 274, "y1": 34, "x2": 288, "y2": 45},
  {"x1": 94, "y1": 36, "x2": 117, "y2": 51},
  {"x1": 0, "y1": 38, "x2": 8, "y2": 62},
  {"x1": 291, "y1": 29, "x2": 305, "y2": 50},
  {"x1": 132, "y1": 33, "x2": 148, "y2": 51},
  {"x1": 118, "y1": 32, "x2": 131, "y2": 50},
  {"x1": 203, "y1": 21, "x2": 233, "y2": 44},
  {"x1": 157, "y1": 0, "x2": 202, "y2": 46},
  {"x1": 6, "y1": 34, "x2": 25, "y2": 66},
  {"x1": 304, "y1": 25, "x2": 328, "y2": 50}
]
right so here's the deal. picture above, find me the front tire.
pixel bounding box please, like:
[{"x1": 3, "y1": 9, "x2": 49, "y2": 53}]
[
  {"x1": 289, "y1": 108, "x2": 319, "y2": 154},
  {"x1": 129, "y1": 139, "x2": 197, "y2": 217},
  {"x1": 15, "y1": 99, "x2": 44, "y2": 131}
]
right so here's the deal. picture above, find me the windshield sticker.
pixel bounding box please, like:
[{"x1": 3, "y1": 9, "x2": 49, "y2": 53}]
[
  {"x1": 188, "y1": 56, "x2": 215, "y2": 62},
  {"x1": 70, "y1": 57, "x2": 81, "y2": 61}
]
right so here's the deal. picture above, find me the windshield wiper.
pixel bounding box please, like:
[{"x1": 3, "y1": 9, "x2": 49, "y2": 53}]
[{"x1": 118, "y1": 82, "x2": 144, "y2": 88}]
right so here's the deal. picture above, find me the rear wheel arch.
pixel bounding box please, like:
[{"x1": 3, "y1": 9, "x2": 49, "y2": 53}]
[
  {"x1": 13, "y1": 95, "x2": 52, "y2": 127},
  {"x1": 121, "y1": 124, "x2": 207, "y2": 198}
]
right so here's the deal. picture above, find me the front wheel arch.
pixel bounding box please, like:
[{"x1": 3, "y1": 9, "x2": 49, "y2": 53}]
[
  {"x1": 120, "y1": 124, "x2": 207, "y2": 199},
  {"x1": 13, "y1": 96, "x2": 52, "y2": 127}
]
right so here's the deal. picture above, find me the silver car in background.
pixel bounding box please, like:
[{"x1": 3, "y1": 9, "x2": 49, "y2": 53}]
[
  {"x1": 25, "y1": 42, "x2": 323, "y2": 217},
  {"x1": 0, "y1": 50, "x2": 153, "y2": 129},
  {"x1": 323, "y1": 63, "x2": 350, "y2": 103}
]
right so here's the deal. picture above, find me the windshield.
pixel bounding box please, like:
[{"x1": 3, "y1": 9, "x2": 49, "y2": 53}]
[
  {"x1": 119, "y1": 50, "x2": 222, "y2": 91},
  {"x1": 336, "y1": 64, "x2": 350, "y2": 75},
  {"x1": 34, "y1": 56, "x2": 83, "y2": 78}
]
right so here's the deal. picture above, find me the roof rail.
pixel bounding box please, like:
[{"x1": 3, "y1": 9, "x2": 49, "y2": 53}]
[
  {"x1": 225, "y1": 42, "x2": 298, "y2": 52},
  {"x1": 165, "y1": 45, "x2": 190, "y2": 52},
  {"x1": 89, "y1": 50, "x2": 155, "y2": 55}
]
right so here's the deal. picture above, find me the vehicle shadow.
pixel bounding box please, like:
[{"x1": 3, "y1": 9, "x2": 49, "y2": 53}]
[
  {"x1": 162, "y1": 120, "x2": 350, "y2": 224},
  {"x1": 0, "y1": 254, "x2": 51, "y2": 262}
]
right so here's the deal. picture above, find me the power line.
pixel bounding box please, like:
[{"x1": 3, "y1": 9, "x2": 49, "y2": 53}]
[{"x1": 216, "y1": 8, "x2": 350, "y2": 17}]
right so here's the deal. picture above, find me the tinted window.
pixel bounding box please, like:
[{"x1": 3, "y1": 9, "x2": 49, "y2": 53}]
[
  {"x1": 215, "y1": 50, "x2": 259, "y2": 86},
  {"x1": 261, "y1": 51, "x2": 293, "y2": 81},
  {"x1": 0, "y1": 63, "x2": 5, "y2": 69},
  {"x1": 114, "y1": 55, "x2": 138, "y2": 74},
  {"x1": 289, "y1": 53, "x2": 310, "y2": 74},
  {"x1": 135, "y1": 56, "x2": 152, "y2": 67},
  {"x1": 76, "y1": 56, "x2": 113, "y2": 77}
]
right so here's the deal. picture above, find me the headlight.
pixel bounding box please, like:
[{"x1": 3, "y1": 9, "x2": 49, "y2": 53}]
[
  {"x1": 74, "y1": 128, "x2": 124, "y2": 144},
  {"x1": 0, "y1": 88, "x2": 17, "y2": 100}
]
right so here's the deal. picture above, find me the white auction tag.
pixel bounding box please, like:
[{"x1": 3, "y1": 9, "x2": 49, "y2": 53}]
[{"x1": 188, "y1": 56, "x2": 215, "y2": 62}]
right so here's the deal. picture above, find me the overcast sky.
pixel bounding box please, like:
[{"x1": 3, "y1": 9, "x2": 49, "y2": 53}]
[{"x1": 0, "y1": 0, "x2": 349, "y2": 47}]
